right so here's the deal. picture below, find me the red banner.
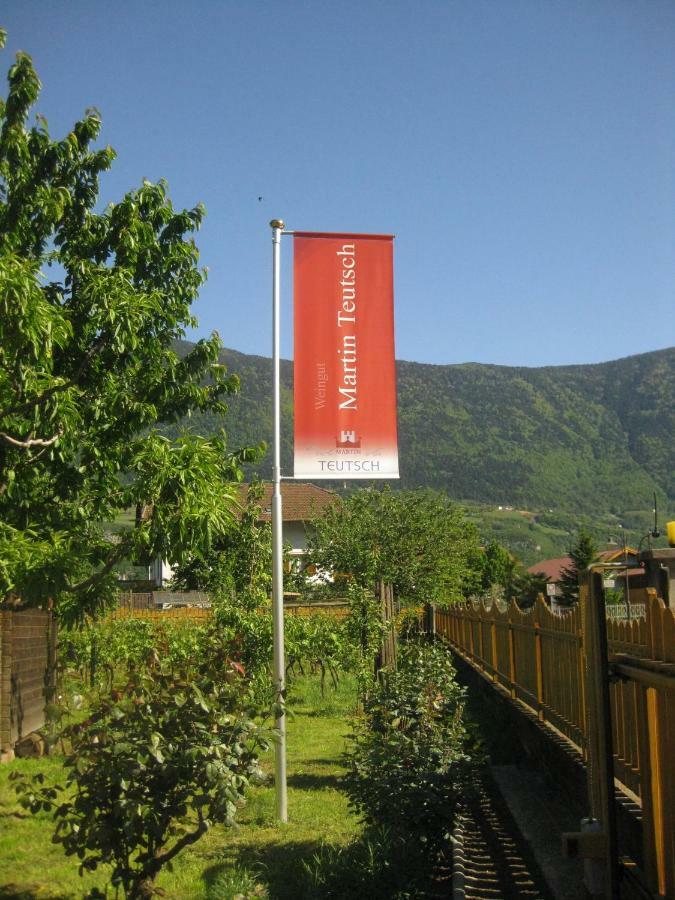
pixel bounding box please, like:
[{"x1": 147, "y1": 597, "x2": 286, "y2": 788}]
[{"x1": 293, "y1": 232, "x2": 399, "y2": 479}]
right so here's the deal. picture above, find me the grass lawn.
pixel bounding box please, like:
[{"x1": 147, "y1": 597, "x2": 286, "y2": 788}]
[{"x1": 0, "y1": 674, "x2": 362, "y2": 899}]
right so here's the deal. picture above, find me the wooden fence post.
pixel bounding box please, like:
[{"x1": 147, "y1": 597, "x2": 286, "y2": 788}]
[
  {"x1": 490, "y1": 616, "x2": 498, "y2": 683},
  {"x1": 508, "y1": 614, "x2": 516, "y2": 700},
  {"x1": 477, "y1": 608, "x2": 484, "y2": 668},
  {"x1": 45, "y1": 600, "x2": 58, "y2": 708},
  {"x1": 645, "y1": 686, "x2": 668, "y2": 897},
  {"x1": 578, "y1": 618, "x2": 588, "y2": 763},
  {"x1": 633, "y1": 591, "x2": 675, "y2": 898},
  {"x1": 0, "y1": 610, "x2": 12, "y2": 759},
  {"x1": 534, "y1": 601, "x2": 544, "y2": 722},
  {"x1": 580, "y1": 571, "x2": 620, "y2": 900}
]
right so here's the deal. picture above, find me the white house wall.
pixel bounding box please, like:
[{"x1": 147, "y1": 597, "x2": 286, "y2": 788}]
[{"x1": 284, "y1": 522, "x2": 308, "y2": 554}]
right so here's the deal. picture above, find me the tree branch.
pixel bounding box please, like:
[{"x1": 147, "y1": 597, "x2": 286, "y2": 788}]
[
  {"x1": 0, "y1": 429, "x2": 62, "y2": 449},
  {"x1": 153, "y1": 818, "x2": 208, "y2": 870},
  {"x1": 0, "y1": 379, "x2": 71, "y2": 420},
  {"x1": 63, "y1": 540, "x2": 128, "y2": 593},
  {"x1": 0, "y1": 442, "x2": 52, "y2": 495},
  {"x1": 0, "y1": 330, "x2": 110, "y2": 420}
]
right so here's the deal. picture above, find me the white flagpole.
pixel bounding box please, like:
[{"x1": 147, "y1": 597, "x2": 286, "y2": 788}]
[{"x1": 270, "y1": 218, "x2": 288, "y2": 822}]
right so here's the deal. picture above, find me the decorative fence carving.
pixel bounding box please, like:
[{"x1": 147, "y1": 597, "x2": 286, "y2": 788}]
[
  {"x1": 436, "y1": 586, "x2": 675, "y2": 898},
  {"x1": 605, "y1": 602, "x2": 646, "y2": 621}
]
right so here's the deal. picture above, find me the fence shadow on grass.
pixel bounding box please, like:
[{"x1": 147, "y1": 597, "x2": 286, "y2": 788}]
[
  {"x1": 202, "y1": 829, "x2": 436, "y2": 900},
  {"x1": 301, "y1": 756, "x2": 345, "y2": 768},
  {"x1": 0, "y1": 886, "x2": 58, "y2": 900},
  {"x1": 202, "y1": 838, "x2": 322, "y2": 900},
  {"x1": 286, "y1": 772, "x2": 343, "y2": 791}
]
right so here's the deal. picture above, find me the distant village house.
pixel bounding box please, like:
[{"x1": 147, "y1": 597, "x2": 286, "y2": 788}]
[{"x1": 148, "y1": 482, "x2": 337, "y2": 587}]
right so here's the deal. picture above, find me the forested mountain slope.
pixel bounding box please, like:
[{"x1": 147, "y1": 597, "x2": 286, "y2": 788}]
[{"x1": 170, "y1": 342, "x2": 673, "y2": 518}]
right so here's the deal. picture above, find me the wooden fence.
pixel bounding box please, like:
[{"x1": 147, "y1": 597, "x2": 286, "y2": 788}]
[
  {"x1": 109, "y1": 602, "x2": 348, "y2": 623},
  {"x1": 436, "y1": 585, "x2": 675, "y2": 898},
  {"x1": 284, "y1": 601, "x2": 349, "y2": 619},
  {"x1": 117, "y1": 591, "x2": 212, "y2": 610},
  {"x1": 108, "y1": 607, "x2": 212, "y2": 624},
  {"x1": 0, "y1": 607, "x2": 56, "y2": 759}
]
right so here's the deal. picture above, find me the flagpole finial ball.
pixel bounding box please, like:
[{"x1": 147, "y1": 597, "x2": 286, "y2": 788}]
[{"x1": 270, "y1": 219, "x2": 285, "y2": 230}]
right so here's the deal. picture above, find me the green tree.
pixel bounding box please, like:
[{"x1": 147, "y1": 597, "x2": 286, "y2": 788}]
[
  {"x1": 479, "y1": 540, "x2": 516, "y2": 592},
  {"x1": 0, "y1": 35, "x2": 257, "y2": 621},
  {"x1": 510, "y1": 569, "x2": 549, "y2": 609},
  {"x1": 171, "y1": 480, "x2": 272, "y2": 607},
  {"x1": 308, "y1": 487, "x2": 482, "y2": 608},
  {"x1": 559, "y1": 527, "x2": 598, "y2": 605},
  {"x1": 474, "y1": 541, "x2": 549, "y2": 609}
]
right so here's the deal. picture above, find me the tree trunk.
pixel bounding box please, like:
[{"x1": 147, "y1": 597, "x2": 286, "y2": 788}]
[
  {"x1": 375, "y1": 580, "x2": 397, "y2": 674},
  {"x1": 130, "y1": 877, "x2": 156, "y2": 899}
]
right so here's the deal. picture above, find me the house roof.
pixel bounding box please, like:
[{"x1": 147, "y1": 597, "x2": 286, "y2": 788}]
[
  {"x1": 597, "y1": 547, "x2": 638, "y2": 564},
  {"x1": 527, "y1": 557, "x2": 571, "y2": 582},
  {"x1": 528, "y1": 547, "x2": 641, "y2": 583},
  {"x1": 236, "y1": 483, "x2": 338, "y2": 523}
]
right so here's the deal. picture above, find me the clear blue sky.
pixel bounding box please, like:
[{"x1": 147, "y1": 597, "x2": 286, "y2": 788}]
[{"x1": 3, "y1": 1, "x2": 674, "y2": 367}]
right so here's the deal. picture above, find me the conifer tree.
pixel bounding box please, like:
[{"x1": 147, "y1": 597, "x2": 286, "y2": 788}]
[{"x1": 559, "y1": 528, "x2": 598, "y2": 605}]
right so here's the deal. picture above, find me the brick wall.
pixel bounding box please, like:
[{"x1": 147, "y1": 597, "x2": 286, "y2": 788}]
[{"x1": 0, "y1": 608, "x2": 56, "y2": 758}]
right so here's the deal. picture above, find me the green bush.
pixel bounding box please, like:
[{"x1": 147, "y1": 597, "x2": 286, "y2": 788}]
[
  {"x1": 213, "y1": 593, "x2": 370, "y2": 700},
  {"x1": 13, "y1": 633, "x2": 270, "y2": 899},
  {"x1": 344, "y1": 640, "x2": 477, "y2": 858}
]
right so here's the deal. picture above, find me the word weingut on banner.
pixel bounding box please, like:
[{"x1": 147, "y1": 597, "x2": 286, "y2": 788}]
[{"x1": 293, "y1": 232, "x2": 399, "y2": 479}]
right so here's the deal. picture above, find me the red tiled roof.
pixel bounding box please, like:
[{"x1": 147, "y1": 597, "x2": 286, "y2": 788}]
[
  {"x1": 236, "y1": 483, "x2": 338, "y2": 523},
  {"x1": 528, "y1": 549, "x2": 641, "y2": 583},
  {"x1": 527, "y1": 557, "x2": 571, "y2": 582}
]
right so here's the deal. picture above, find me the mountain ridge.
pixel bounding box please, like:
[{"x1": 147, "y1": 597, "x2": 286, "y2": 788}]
[{"x1": 170, "y1": 341, "x2": 674, "y2": 520}]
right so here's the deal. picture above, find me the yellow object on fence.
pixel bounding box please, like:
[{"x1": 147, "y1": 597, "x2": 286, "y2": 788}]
[{"x1": 667, "y1": 521, "x2": 675, "y2": 548}]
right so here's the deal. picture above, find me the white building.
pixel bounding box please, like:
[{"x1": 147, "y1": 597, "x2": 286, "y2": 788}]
[{"x1": 148, "y1": 482, "x2": 337, "y2": 587}]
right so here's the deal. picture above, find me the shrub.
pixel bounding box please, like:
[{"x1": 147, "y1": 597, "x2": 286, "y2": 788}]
[
  {"x1": 344, "y1": 640, "x2": 477, "y2": 858},
  {"x1": 13, "y1": 637, "x2": 270, "y2": 899},
  {"x1": 210, "y1": 603, "x2": 276, "y2": 707},
  {"x1": 212, "y1": 595, "x2": 365, "y2": 700}
]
